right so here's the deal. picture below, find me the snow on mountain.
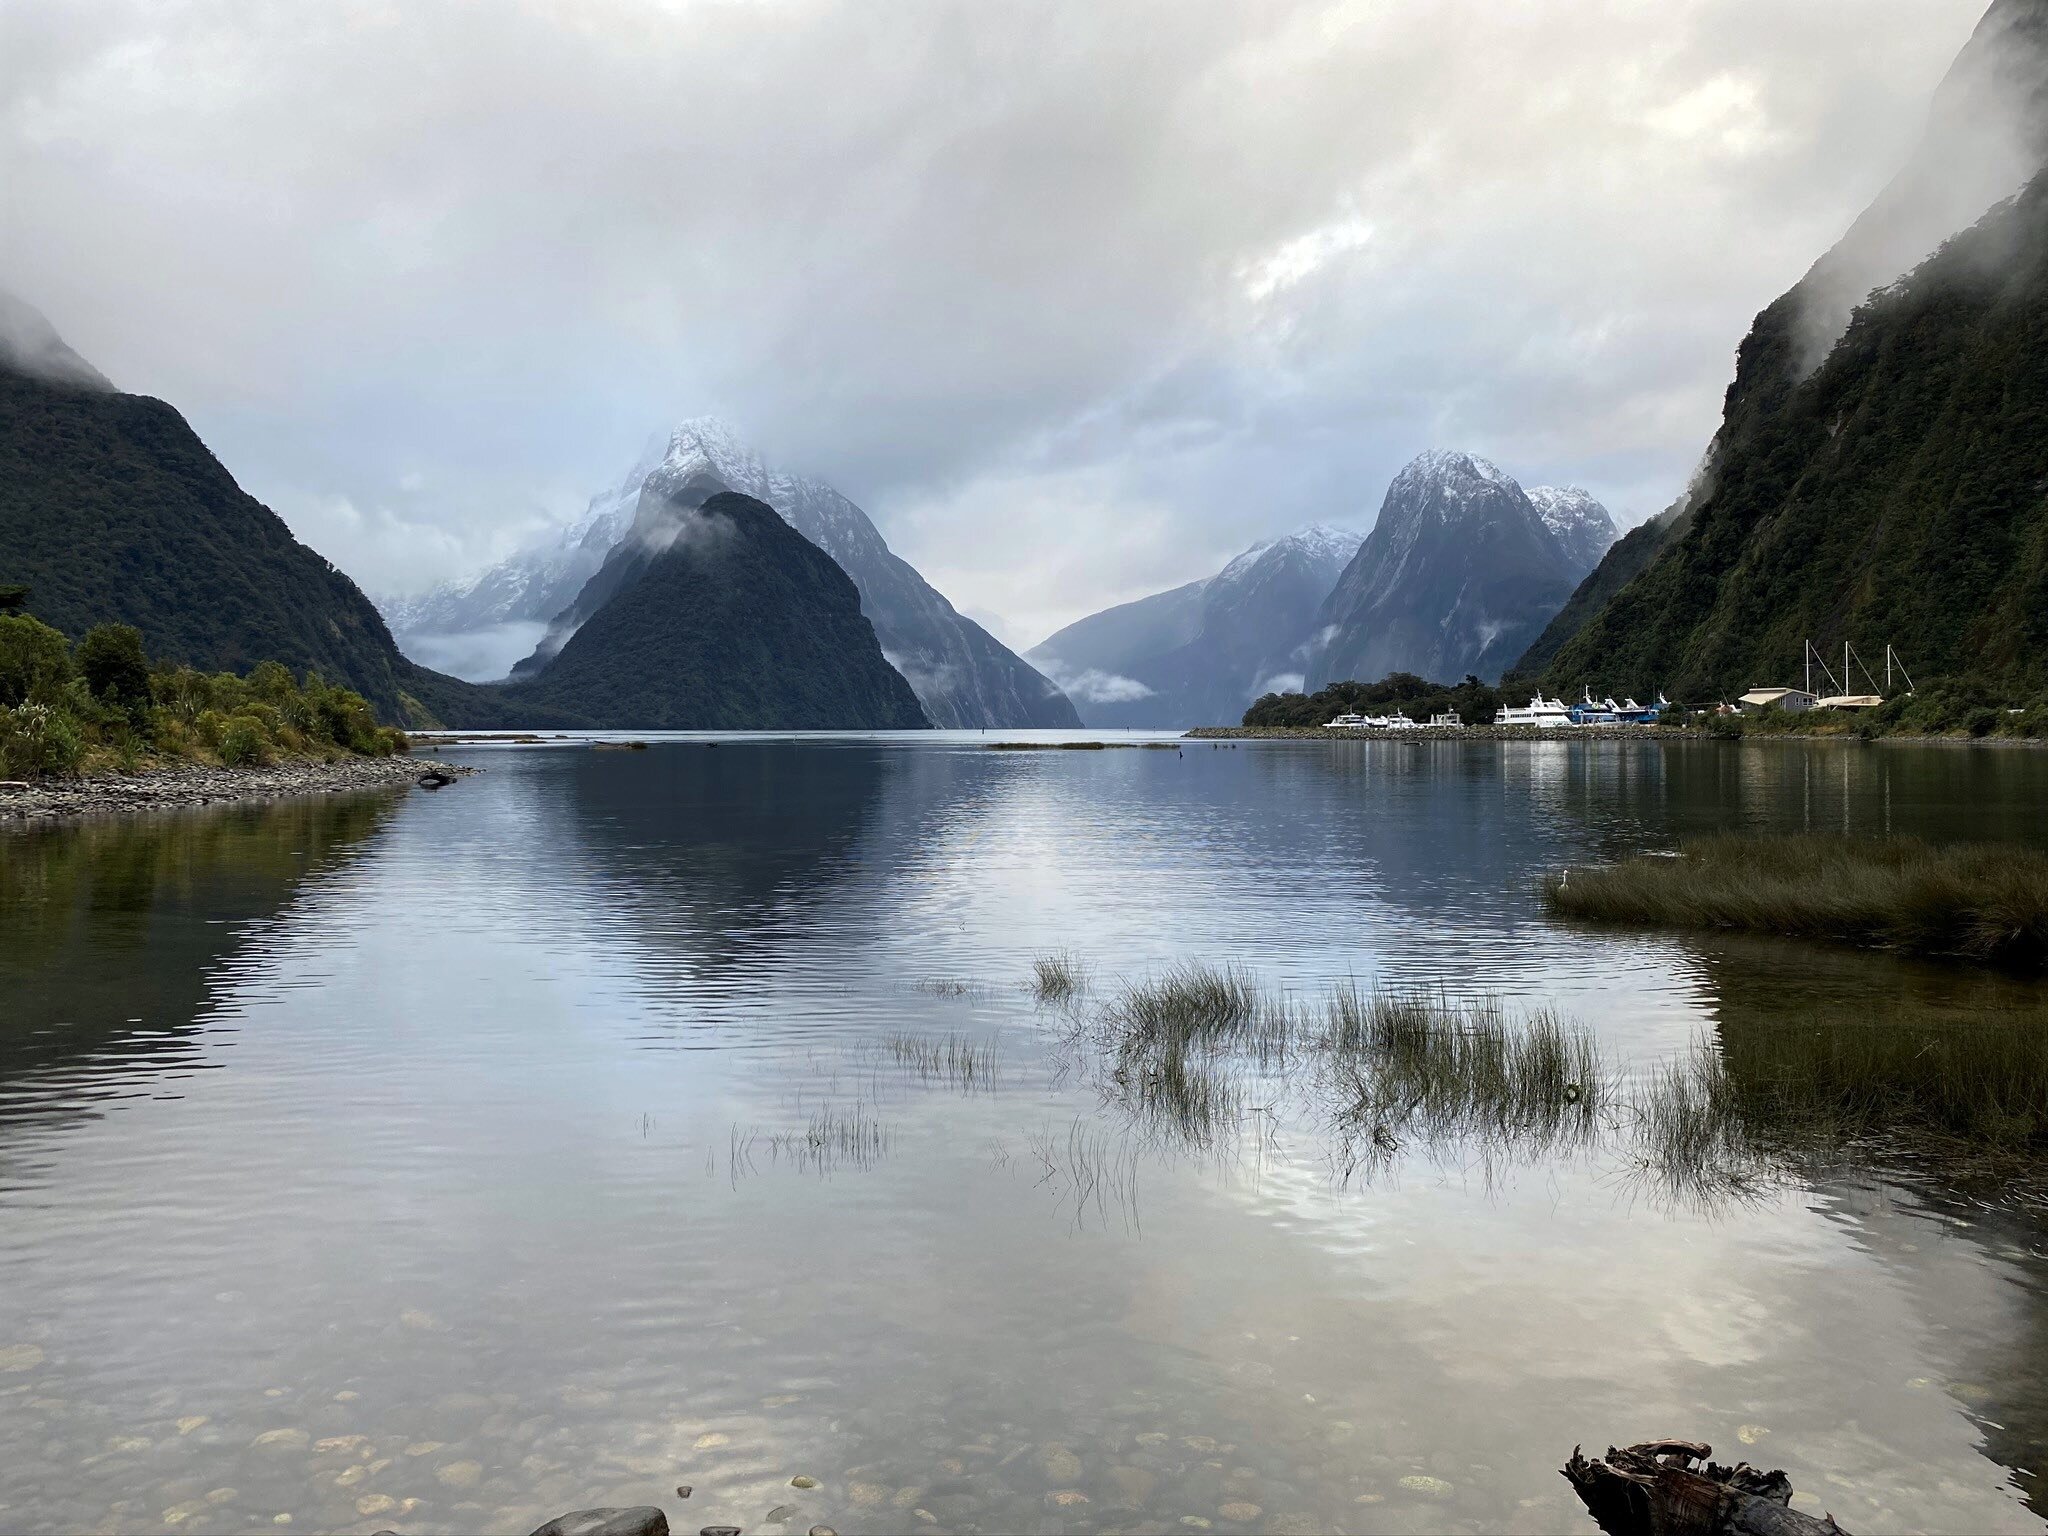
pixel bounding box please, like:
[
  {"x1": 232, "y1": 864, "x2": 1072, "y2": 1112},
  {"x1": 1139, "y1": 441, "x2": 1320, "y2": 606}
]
[
  {"x1": 513, "y1": 419, "x2": 1079, "y2": 728},
  {"x1": 1525, "y1": 486, "x2": 1618, "y2": 575},
  {"x1": 1030, "y1": 524, "x2": 1361, "y2": 727},
  {"x1": 1309, "y1": 451, "x2": 1589, "y2": 687},
  {"x1": 378, "y1": 437, "x2": 665, "y2": 679}
]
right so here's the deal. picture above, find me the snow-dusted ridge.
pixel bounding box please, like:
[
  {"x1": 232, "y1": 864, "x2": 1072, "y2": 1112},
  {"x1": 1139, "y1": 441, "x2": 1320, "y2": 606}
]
[{"x1": 383, "y1": 417, "x2": 1078, "y2": 728}]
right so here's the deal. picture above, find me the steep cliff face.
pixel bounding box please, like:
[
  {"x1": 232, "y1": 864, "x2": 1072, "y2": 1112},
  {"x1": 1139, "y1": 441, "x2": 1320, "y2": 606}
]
[
  {"x1": 1540, "y1": 173, "x2": 2048, "y2": 700},
  {"x1": 506, "y1": 490, "x2": 931, "y2": 730},
  {"x1": 1309, "y1": 452, "x2": 1598, "y2": 687},
  {"x1": 0, "y1": 294, "x2": 581, "y2": 727},
  {"x1": 1535, "y1": 0, "x2": 2048, "y2": 700}
]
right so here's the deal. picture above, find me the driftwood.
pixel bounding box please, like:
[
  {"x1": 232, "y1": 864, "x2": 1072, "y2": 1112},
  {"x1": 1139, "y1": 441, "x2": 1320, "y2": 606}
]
[{"x1": 1563, "y1": 1441, "x2": 1845, "y2": 1535}]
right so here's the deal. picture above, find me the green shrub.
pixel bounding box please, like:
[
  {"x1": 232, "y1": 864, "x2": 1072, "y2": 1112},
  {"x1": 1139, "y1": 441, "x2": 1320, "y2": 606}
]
[
  {"x1": 217, "y1": 713, "x2": 274, "y2": 767},
  {"x1": 0, "y1": 702, "x2": 84, "y2": 777},
  {"x1": 247, "y1": 660, "x2": 295, "y2": 703},
  {"x1": 193, "y1": 708, "x2": 230, "y2": 753},
  {"x1": 77, "y1": 624, "x2": 153, "y2": 717},
  {"x1": 0, "y1": 614, "x2": 75, "y2": 709},
  {"x1": 0, "y1": 624, "x2": 402, "y2": 778}
]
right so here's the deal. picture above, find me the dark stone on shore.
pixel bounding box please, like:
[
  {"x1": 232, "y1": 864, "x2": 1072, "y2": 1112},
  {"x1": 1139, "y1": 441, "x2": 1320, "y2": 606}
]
[{"x1": 527, "y1": 1508, "x2": 670, "y2": 1536}]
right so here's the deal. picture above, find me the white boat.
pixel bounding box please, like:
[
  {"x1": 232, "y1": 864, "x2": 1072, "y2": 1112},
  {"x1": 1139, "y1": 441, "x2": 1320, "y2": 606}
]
[
  {"x1": 1381, "y1": 714, "x2": 1422, "y2": 731},
  {"x1": 1426, "y1": 712, "x2": 1464, "y2": 729},
  {"x1": 1494, "y1": 695, "x2": 1575, "y2": 727},
  {"x1": 1323, "y1": 712, "x2": 1369, "y2": 730}
]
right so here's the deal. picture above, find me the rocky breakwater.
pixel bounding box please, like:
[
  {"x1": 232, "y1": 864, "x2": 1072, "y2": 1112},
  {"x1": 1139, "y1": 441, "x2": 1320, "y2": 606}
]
[{"x1": 0, "y1": 757, "x2": 475, "y2": 823}]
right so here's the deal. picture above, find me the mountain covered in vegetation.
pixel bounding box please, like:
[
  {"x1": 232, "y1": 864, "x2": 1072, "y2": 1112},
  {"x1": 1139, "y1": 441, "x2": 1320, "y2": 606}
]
[
  {"x1": 1528, "y1": 0, "x2": 2048, "y2": 701},
  {"x1": 1308, "y1": 452, "x2": 1614, "y2": 688},
  {"x1": 0, "y1": 302, "x2": 537, "y2": 727},
  {"x1": 0, "y1": 299, "x2": 930, "y2": 732},
  {"x1": 394, "y1": 419, "x2": 1077, "y2": 727},
  {"x1": 1029, "y1": 527, "x2": 1360, "y2": 727},
  {"x1": 508, "y1": 489, "x2": 930, "y2": 729}
]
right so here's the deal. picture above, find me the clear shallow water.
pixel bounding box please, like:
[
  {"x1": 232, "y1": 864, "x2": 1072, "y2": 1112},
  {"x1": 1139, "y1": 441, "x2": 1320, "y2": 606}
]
[{"x1": 0, "y1": 734, "x2": 2044, "y2": 1536}]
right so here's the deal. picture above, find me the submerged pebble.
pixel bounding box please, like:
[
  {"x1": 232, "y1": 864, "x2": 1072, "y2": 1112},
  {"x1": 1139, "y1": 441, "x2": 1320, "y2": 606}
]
[{"x1": 1397, "y1": 1474, "x2": 1453, "y2": 1497}]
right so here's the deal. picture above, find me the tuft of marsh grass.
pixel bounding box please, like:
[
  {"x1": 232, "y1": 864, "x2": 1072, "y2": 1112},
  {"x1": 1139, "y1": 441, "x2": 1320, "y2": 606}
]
[
  {"x1": 1544, "y1": 833, "x2": 2048, "y2": 971},
  {"x1": 884, "y1": 1030, "x2": 1000, "y2": 1089},
  {"x1": 1104, "y1": 962, "x2": 1267, "y2": 1043},
  {"x1": 1320, "y1": 989, "x2": 1605, "y2": 1150},
  {"x1": 1030, "y1": 950, "x2": 1089, "y2": 1005}
]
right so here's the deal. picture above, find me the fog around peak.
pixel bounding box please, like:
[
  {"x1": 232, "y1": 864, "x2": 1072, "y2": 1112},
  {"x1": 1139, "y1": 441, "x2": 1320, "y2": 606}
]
[{"x1": 0, "y1": 0, "x2": 2004, "y2": 641}]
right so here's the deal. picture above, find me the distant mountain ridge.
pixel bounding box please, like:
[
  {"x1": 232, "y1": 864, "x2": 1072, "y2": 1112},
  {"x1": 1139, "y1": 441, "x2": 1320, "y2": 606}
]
[
  {"x1": 1307, "y1": 451, "x2": 1614, "y2": 688},
  {"x1": 380, "y1": 441, "x2": 659, "y2": 645},
  {"x1": 1029, "y1": 525, "x2": 1362, "y2": 727},
  {"x1": 390, "y1": 419, "x2": 1078, "y2": 728}
]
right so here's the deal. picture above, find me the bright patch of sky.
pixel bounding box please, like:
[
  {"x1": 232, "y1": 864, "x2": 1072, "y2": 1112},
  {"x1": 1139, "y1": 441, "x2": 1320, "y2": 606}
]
[{"x1": 0, "y1": 0, "x2": 1993, "y2": 640}]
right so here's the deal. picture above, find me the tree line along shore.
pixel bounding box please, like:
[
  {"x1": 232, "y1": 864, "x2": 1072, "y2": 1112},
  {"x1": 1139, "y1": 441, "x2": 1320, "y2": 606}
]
[
  {"x1": 1, "y1": 605, "x2": 414, "y2": 787},
  {"x1": 1222, "y1": 671, "x2": 2048, "y2": 741}
]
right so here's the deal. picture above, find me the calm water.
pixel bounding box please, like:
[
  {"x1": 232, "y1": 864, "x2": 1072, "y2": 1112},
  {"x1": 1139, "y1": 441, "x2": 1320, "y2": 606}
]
[{"x1": 2, "y1": 734, "x2": 2045, "y2": 1536}]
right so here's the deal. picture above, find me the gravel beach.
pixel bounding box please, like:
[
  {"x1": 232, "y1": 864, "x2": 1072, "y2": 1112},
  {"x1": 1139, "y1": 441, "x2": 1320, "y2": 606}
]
[{"x1": 0, "y1": 756, "x2": 474, "y2": 824}]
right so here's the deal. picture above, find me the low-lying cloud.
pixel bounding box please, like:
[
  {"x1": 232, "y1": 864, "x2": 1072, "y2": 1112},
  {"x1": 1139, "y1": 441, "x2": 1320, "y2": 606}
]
[
  {"x1": 0, "y1": 0, "x2": 2005, "y2": 640},
  {"x1": 1038, "y1": 662, "x2": 1158, "y2": 706}
]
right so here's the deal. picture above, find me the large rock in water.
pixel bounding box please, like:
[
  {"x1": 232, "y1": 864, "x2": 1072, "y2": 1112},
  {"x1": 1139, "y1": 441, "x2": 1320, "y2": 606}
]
[
  {"x1": 526, "y1": 1508, "x2": 669, "y2": 1536},
  {"x1": 505, "y1": 489, "x2": 931, "y2": 729}
]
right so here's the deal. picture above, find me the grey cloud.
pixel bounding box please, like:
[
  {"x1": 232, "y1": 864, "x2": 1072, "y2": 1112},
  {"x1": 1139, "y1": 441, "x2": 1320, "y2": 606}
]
[{"x1": 0, "y1": 0, "x2": 2001, "y2": 637}]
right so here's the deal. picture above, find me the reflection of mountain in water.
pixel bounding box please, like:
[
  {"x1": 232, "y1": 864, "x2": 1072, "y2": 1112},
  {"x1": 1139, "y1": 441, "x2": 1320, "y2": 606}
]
[
  {"x1": 0, "y1": 795, "x2": 398, "y2": 1124},
  {"x1": 550, "y1": 743, "x2": 899, "y2": 987}
]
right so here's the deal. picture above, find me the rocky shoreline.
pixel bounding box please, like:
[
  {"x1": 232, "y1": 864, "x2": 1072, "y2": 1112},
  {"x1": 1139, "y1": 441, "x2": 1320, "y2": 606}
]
[{"x1": 0, "y1": 756, "x2": 474, "y2": 824}]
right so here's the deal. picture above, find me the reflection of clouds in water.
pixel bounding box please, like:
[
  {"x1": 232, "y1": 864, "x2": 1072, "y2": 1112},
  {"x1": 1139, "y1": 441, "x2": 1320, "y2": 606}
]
[{"x1": 5, "y1": 738, "x2": 2048, "y2": 1533}]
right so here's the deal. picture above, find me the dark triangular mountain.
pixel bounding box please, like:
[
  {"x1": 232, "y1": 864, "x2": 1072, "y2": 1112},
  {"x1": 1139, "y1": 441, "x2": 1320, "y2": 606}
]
[
  {"x1": 504, "y1": 420, "x2": 1076, "y2": 726},
  {"x1": 506, "y1": 489, "x2": 930, "y2": 729}
]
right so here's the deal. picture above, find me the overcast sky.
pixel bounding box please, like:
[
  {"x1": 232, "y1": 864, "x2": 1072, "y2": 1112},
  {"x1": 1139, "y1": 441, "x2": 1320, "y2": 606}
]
[{"x1": 2, "y1": 0, "x2": 1990, "y2": 647}]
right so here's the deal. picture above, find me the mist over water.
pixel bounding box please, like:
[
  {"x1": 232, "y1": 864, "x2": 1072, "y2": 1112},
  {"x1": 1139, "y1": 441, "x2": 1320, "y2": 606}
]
[{"x1": 1, "y1": 737, "x2": 2044, "y2": 1534}]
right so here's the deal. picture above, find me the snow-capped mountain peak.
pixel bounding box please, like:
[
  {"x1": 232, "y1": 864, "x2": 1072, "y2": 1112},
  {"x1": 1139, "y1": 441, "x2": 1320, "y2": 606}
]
[{"x1": 1525, "y1": 485, "x2": 1618, "y2": 573}]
